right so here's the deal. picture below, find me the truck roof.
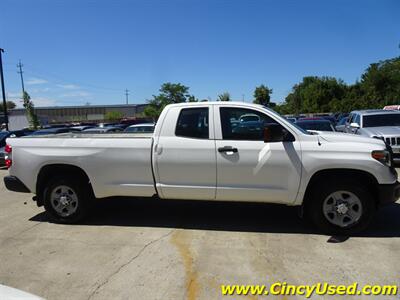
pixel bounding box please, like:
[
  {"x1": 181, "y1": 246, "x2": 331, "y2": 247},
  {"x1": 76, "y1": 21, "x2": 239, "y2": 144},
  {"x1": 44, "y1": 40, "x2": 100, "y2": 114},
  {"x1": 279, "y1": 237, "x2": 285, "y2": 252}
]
[{"x1": 166, "y1": 101, "x2": 264, "y2": 108}]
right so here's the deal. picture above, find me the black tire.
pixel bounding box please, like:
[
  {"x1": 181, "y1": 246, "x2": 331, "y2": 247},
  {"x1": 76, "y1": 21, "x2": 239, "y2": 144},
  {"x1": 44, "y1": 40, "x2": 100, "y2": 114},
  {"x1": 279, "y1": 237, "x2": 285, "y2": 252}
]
[
  {"x1": 43, "y1": 176, "x2": 92, "y2": 224},
  {"x1": 306, "y1": 180, "x2": 376, "y2": 235}
]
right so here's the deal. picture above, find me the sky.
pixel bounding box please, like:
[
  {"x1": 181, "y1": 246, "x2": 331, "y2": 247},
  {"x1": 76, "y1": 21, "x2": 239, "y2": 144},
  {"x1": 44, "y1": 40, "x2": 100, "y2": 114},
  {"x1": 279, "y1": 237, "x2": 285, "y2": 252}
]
[{"x1": 1, "y1": 0, "x2": 399, "y2": 107}]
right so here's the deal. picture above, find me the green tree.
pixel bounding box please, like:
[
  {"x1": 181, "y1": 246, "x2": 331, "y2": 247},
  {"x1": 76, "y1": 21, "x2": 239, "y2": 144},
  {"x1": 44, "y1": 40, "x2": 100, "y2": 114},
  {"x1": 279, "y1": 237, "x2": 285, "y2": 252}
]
[
  {"x1": 253, "y1": 85, "x2": 273, "y2": 106},
  {"x1": 0, "y1": 101, "x2": 16, "y2": 112},
  {"x1": 188, "y1": 95, "x2": 198, "y2": 102},
  {"x1": 218, "y1": 92, "x2": 230, "y2": 101},
  {"x1": 22, "y1": 91, "x2": 39, "y2": 129},
  {"x1": 280, "y1": 76, "x2": 347, "y2": 114},
  {"x1": 276, "y1": 56, "x2": 400, "y2": 114},
  {"x1": 105, "y1": 111, "x2": 123, "y2": 121},
  {"x1": 144, "y1": 82, "x2": 192, "y2": 118}
]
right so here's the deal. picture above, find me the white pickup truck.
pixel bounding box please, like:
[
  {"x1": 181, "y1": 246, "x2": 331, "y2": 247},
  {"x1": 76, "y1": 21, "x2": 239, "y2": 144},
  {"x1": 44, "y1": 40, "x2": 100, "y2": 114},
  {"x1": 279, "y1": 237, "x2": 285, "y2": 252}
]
[{"x1": 3, "y1": 102, "x2": 400, "y2": 234}]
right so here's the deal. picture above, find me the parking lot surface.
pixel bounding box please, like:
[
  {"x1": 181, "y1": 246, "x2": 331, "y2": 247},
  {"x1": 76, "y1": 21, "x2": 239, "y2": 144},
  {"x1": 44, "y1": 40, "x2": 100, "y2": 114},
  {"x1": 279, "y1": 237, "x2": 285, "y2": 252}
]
[{"x1": 0, "y1": 168, "x2": 399, "y2": 300}]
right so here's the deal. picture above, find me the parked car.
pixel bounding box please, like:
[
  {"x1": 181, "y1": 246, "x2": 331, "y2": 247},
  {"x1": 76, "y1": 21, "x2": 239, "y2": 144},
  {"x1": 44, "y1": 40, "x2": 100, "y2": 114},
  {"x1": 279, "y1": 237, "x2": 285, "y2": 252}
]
[
  {"x1": 335, "y1": 117, "x2": 348, "y2": 132},
  {"x1": 297, "y1": 117, "x2": 325, "y2": 122},
  {"x1": 4, "y1": 102, "x2": 400, "y2": 235},
  {"x1": 124, "y1": 123, "x2": 155, "y2": 133},
  {"x1": 0, "y1": 130, "x2": 30, "y2": 166},
  {"x1": 82, "y1": 126, "x2": 123, "y2": 133},
  {"x1": 345, "y1": 109, "x2": 400, "y2": 164},
  {"x1": 239, "y1": 113, "x2": 260, "y2": 122},
  {"x1": 30, "y1": 127, "x2": 75, "y2": 136},
  {"x1": 383, "y1": 105, "x2": 400, "y2": 111},
  {"x1": 286, "y1": 117, "x2": 297, "y2": 123},
  {"x1": 71, "y1": 125, "x2": 96, "y2": 131},
  {"x1": 335, "y1": 113, "x2": 349, "y2": 122},
  {"x1": 321, "y1": 115, "x2": 337, "y2": 125},
  {"x1": 295, "y1": 120, "x2": 335, "y2": 132}
]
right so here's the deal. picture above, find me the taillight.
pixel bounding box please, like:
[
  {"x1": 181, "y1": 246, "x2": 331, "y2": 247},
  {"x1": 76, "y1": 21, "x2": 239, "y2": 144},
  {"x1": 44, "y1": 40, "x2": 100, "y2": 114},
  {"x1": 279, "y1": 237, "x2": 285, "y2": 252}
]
[
  {"x1": 5, "y1": 144, "x2": 12, "y2": 154},
  {"x1": 4, "y1": 144, "x2": 12, "y2": 168}
]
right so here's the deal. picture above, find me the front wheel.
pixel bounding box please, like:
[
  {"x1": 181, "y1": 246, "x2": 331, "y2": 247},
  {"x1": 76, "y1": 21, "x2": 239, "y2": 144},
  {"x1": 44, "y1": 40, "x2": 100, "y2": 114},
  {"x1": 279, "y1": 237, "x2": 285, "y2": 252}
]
[
  {"x1": 43, "y1": 176, "x2": 92, "y2": 223},
  {"x1": 306, "y1": 181, "x2": 376, "y2": 235}
]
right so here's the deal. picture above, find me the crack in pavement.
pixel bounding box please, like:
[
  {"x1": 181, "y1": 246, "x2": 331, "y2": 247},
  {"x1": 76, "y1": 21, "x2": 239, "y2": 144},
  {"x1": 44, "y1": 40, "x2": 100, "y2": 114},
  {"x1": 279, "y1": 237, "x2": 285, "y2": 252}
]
[{"x1": 87, "y1": 229, "x2": 175, "y2": 300}]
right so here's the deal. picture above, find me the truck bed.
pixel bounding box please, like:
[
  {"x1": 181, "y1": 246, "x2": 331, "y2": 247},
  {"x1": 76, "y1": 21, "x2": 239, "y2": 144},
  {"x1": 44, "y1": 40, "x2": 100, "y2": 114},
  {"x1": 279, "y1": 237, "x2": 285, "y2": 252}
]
[{"x1": 7, "y1": 133, "x2": 156, "y2": 198}]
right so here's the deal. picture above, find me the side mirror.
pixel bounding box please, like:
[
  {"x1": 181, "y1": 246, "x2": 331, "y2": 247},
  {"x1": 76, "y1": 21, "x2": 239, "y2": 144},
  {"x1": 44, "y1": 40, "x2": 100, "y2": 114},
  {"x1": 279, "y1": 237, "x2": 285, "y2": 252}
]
[
  {"x1": 350, "y1": 122, "x2": 360, "y2": 129},
  {"x1": 263, "y1": 123, "x2": 294, "y2": 143}
]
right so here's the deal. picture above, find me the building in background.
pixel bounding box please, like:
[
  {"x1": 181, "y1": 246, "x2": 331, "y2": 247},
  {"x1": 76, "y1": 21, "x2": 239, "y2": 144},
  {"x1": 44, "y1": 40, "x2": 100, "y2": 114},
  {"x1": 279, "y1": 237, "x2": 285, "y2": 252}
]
[{"x1": 8, "y1": 104, "x2": 148, "y2": 130}]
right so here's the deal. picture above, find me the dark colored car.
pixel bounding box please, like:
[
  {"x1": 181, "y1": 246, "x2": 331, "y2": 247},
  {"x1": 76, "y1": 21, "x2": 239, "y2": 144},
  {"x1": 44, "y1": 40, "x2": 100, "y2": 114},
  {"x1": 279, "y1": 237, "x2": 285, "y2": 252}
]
[
  {"x1": 321, "y1": 115, "x2": 337, "y2": 125},
  {"x1": 335, "y1": 117, "x2": 348, "y2": 132},
  {"x1": 295, "y1": 120, "x2": 335, "y2": 132},
  {"x1": 70, "y1": 125, "x2": 96, "y2": 131},
  {"x1": 30, "y1": 127, "x2": 74, "y2": 136}
]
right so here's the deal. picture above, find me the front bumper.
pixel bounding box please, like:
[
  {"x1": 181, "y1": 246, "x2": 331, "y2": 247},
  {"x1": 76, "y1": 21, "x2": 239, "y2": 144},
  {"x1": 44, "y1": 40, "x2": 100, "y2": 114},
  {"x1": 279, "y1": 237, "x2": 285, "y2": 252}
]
[
  {"x1": 377, "y1": 181, "x2": 400, "y2": 206},
  {"x1": 3, "y1": 176, "x2": 31, "y2": 193}
]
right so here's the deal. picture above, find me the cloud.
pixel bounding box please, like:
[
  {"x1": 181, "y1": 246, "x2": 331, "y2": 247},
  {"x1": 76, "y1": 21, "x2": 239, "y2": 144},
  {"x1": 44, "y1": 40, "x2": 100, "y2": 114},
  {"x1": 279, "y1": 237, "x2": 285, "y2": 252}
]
[
  {"x1": 59, "y1": 91, "x2": 91, "y2": 98},
  {"x1": 56, "y1": 84, "x2": 80, "y2": 90},
  {"x1": 30, "y1": 97, "x2": 57, "y2": 107},
  {"x1": 26, "y1": 77, "x2": 48, "y2": 85},
  {"x1": 6, "y1": 92, "x2": 21, "y2": 98},
  {"x1": 31, "y1": 87, "x2": 51, "y2": 93}
]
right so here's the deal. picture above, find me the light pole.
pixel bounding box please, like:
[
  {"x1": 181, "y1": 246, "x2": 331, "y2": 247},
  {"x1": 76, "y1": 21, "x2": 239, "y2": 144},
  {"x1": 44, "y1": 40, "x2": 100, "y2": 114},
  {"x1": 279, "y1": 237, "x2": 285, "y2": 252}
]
[{"x1": 0, "y1": 48, "x2": 9, "y2": 131}]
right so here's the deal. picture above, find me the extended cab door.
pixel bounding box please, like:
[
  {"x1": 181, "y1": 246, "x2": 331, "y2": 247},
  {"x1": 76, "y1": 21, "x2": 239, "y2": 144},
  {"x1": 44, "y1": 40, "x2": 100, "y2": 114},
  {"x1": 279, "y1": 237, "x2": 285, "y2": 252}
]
[
  {"x1": 214, "y1": 105, "x2": 302, "y2": 204},
  {"x1": 153, "y1": 105, "x2": 216, "y2": 200}
]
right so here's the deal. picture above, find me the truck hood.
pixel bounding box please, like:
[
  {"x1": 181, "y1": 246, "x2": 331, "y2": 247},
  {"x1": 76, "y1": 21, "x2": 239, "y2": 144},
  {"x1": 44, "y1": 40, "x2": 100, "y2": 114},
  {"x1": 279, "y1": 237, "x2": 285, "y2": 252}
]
[
  {"x1": 317, "y1": 131, "x2": 385, "y2": 146},
  {"x1": 361, "y1": 126, "x2": 400, "y2": 137}
]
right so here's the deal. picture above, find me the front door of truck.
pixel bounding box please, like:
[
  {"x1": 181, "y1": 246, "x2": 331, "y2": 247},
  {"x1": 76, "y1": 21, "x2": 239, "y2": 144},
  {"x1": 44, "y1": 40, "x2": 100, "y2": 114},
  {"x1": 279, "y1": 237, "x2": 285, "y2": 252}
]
[
  {"x1": 215, "y1": 106, "x2": 302, "y2": 204},
  {"x1": 154, "y1": 106, "x2": 217, "y2": 200}
]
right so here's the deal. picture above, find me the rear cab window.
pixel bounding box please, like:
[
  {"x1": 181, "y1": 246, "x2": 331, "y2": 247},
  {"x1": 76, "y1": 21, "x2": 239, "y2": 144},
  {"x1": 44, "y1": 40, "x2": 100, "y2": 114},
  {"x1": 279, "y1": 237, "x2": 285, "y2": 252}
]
[{"x1": 175, "y1": 107, "x2": 209, "y2": 139}]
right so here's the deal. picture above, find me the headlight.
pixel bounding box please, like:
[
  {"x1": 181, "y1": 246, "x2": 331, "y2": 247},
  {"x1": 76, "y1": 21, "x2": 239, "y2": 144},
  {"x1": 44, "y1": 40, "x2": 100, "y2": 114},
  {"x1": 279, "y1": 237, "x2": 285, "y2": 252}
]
[{"x1": 371, "y1": 150, "x2": 391, "y2": 167}]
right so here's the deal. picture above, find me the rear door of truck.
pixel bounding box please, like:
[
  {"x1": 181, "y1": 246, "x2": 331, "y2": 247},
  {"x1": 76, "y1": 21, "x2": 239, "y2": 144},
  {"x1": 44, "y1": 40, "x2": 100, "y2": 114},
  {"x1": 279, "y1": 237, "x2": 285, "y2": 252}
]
[{"x1": 153, "y1": 105, "x2": 217, "y2": 200}]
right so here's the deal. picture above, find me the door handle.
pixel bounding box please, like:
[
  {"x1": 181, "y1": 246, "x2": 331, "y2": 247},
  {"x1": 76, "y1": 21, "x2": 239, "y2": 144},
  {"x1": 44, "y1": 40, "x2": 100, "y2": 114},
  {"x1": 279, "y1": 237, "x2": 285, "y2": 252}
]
[{"x1": 218, "y1": 146, "x2": 238, "y2": 153}]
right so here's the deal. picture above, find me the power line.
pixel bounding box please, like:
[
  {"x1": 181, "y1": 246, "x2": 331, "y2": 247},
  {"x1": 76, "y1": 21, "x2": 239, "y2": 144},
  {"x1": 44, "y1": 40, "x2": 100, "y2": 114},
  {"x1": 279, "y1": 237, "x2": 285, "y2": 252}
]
[
  {"x1": 17, "y1": 60, "x2": 25, "y2": 94},
  {"x1": 125, "y1": 89, "x2": 129, "y2": 104}
]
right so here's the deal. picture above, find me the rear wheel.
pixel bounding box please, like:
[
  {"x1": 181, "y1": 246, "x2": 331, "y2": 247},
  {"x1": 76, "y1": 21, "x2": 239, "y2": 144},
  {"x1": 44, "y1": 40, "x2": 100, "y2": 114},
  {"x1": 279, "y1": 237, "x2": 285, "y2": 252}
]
[
  {"x1": 43, "y1": 176, "x2": 92, "y2": 223},
  {"x1": 306, "y1": 180, "x2": 375, "y2": 235}
]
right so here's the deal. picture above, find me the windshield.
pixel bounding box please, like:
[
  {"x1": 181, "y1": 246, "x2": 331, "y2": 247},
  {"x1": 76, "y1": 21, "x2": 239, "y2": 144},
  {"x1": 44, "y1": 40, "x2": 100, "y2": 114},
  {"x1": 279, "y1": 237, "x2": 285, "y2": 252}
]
[
  {"x1": 337, "y1": 117, "x2": 347, "y2": 125},
  {"x1": 363, "y1": 114, "x2": 400, "y2": 127}
]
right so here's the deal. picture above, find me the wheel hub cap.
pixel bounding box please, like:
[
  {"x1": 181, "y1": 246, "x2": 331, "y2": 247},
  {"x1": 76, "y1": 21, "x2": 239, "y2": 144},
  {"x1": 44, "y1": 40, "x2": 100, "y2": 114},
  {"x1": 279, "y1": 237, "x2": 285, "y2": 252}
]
[
  {"x1": 59, "y1": 195, "x2": 70, "y2": 206},
  {"x1": 336, "y1": 203, "x2": 349, "y2": 215},
  {"x1": 322, "y1": 190, "x2": 363, "y2": 228},
  {"x1": 50, "y1": 185, "x2": 79, "y2": 217}
]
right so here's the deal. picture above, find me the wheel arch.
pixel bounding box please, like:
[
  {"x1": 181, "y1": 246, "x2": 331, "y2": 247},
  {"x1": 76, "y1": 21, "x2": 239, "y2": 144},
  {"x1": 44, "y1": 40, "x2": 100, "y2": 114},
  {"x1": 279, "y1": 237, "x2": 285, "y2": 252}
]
[
  {"x1": 303, "y1": 168, "x2": 379, "y2": 208},
  {"x1": 36, "y1": 164, "x2": 94, "y2": 206}
]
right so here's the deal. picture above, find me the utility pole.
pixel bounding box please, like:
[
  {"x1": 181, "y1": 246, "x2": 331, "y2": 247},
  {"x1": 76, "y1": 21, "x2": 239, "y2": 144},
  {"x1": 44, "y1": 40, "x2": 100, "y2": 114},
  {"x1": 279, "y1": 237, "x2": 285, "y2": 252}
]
[
  {"x1": 0, "y1": 48, "x2": 9, "y2": 130},
  {"x1": 17, "y1": 60, "x2": 25, "y2": 94},
  {"x1": 125, "y1": 89, "x2": 129, "y2": 104}
]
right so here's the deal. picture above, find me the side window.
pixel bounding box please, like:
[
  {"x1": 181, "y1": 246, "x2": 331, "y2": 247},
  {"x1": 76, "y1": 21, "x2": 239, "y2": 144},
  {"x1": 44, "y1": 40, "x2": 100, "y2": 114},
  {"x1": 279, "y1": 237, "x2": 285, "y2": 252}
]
[
  {"x1": 354, "y1": 114, "x2": 360, "y2": 125},
  {"x1": 220, "y1": 107, "x2": 279, "y2": 140},
  {"x1": 175, "y1": 108, "x2": 209, "y2": 139},
  {"x1": 347, "y1": 114, "x2": 354, "y2": 124}
]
